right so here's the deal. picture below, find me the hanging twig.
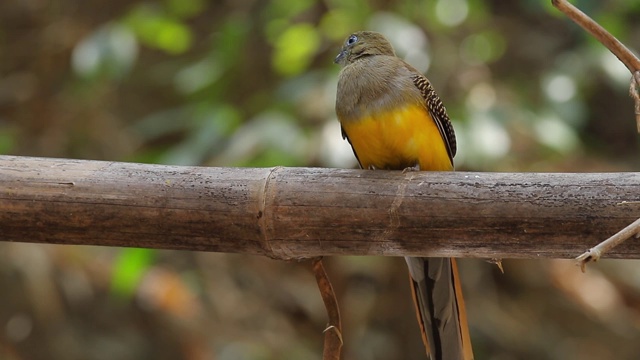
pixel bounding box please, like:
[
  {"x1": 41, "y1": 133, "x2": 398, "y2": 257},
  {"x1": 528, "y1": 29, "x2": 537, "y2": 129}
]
[{"x1": 311, "y1": 258, "x2": 343, "y2": 360}]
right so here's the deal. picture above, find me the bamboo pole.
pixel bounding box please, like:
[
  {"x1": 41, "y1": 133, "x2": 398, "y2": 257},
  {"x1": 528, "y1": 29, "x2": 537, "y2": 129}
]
[{"x1": 2, "y1": 155, "x2": 640, "y2": 259}]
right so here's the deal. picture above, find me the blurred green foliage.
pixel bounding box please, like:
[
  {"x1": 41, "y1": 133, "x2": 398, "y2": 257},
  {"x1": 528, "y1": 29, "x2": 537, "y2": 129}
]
[
  {"x1": 111, "y1": 248, "x2": 156, "y2": 298},
  {"x1": 124, "y1": 5, "x2": 193, "y2": 55},
  {"x1": 1, "y1": 1, "x2": 640, "y2": 360},
  {"x1": 3, "y1": 0, "x2": 638, "y2": 170}
]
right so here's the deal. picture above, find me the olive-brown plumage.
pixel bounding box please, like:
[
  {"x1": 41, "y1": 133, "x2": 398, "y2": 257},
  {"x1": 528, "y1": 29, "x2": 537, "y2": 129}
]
[{"x1": 335, "y1": 31, "x2": 473, "y2": 360}]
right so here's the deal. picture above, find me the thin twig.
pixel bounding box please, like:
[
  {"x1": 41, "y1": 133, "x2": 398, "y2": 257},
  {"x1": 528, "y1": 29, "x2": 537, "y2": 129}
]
[
  {"x1": 552, "y1": 0, "x2": 640, "y2": 134},
  {"x1": 311, "y1": 257, "x2": 343, "y2": 360},
  {"x1": 576, "y1": 217, "x2": 640, "y2": 272},
  {"x1": 552, "y1": 0, "x2": 640, "y2": 72}
]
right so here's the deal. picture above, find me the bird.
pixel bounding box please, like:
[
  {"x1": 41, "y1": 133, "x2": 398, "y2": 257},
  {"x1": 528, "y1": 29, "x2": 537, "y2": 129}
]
[{"x1": 334, "y1": 31, "x2": 473, "y2": 360}]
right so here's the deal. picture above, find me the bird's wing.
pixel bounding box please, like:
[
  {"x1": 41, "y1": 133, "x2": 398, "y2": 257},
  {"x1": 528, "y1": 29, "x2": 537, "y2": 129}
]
[
  {"x1": 341, "y1": 125, "x2": 364, "y2": 169},
  {"x1": 410, "y1": 74, "x2": 457, "y2": 164}
]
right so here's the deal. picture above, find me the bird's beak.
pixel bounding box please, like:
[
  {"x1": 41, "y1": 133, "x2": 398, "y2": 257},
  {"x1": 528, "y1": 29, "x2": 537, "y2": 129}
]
[{"x1": 334, "y1": 48, "x2": 347, "y2": 65}]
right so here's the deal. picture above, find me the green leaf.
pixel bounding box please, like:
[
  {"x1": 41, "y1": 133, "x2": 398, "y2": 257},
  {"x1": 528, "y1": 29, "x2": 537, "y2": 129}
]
[
  {"x1": 272, "y1": 23, "x2": 321, "y2": 76},
  {"x1": 124, "y1": 5, "x2": 193, "y2": 54},
  {"x1": 110, "y1": 248, "x2": 156, "y2": 298}
]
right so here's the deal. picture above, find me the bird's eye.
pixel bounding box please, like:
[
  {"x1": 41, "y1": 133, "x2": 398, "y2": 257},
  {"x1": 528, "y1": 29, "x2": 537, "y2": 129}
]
[{"x1": 347, "y1": 35, "x2": 358, "y2": 45}]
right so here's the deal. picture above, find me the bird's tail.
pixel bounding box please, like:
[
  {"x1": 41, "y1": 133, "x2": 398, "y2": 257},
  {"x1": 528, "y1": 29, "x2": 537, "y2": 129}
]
[{"x1": 405, "y1": 257, "x2": 473, "y2": 360}]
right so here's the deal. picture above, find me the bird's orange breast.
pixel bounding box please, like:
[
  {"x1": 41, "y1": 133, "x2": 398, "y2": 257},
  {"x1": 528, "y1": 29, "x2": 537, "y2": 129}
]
[{"x1": 341, "y1": 104, "x2": 453, "y2": 171}]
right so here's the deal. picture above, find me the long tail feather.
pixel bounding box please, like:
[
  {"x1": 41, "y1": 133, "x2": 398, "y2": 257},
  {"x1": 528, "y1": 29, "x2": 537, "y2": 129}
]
[{"x1": 405, "y1": 257, "x2": 473, "y2": 360}]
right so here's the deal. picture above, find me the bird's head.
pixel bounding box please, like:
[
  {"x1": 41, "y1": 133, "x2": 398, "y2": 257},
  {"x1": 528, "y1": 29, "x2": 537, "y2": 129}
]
[{"x1": 334, "y1": 31, "x2": 396, "y2": 66}]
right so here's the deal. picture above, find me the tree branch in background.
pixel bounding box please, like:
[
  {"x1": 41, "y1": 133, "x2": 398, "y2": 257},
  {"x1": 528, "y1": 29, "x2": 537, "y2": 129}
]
[
  {"x1": 552, "y1": 0, "x2": 640, "y2": 132},
  {"x1": 551, "y1": 0, "x2": 640, "y2": 71},
  {"x1": 312, "y1": 258, "x2": 343, "y2": 360}
]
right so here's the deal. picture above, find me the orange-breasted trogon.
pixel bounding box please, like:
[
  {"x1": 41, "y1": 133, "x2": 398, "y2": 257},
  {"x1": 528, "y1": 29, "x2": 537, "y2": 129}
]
[{"x1": 334, "y1": 31, "x2": 473, "y2": 360}]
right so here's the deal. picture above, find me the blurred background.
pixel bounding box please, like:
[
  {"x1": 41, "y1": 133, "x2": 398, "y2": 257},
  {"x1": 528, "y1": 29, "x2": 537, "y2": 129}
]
[{"x1": 2, "y1": 0, "x2": 640, "y2": 359}]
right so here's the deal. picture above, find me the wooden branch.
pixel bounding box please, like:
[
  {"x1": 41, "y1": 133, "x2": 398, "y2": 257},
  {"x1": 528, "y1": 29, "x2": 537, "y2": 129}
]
[
  {"x1": 312, "y1": 258, "x2": 343, "y2": 360},
  {"x1": 2, "y1": 155, "x2": 640, "y2": 259}
]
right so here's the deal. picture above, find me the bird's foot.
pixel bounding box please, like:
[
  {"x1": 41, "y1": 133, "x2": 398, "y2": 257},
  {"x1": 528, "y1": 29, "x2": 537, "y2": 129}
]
[{"x1": 402, "y1": 164, "x2": 420, "y2": 173}]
